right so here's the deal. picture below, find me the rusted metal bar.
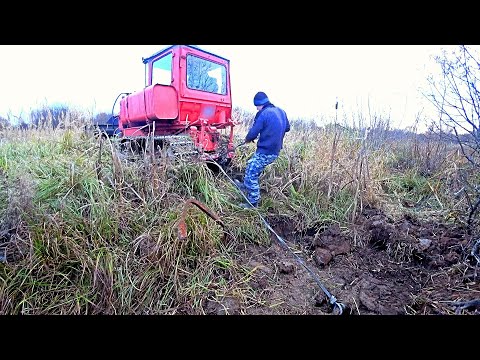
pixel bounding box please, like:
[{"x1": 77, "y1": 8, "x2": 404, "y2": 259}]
[{"x1": 177, "y1": 198, "x2": 226, "y2": 241}]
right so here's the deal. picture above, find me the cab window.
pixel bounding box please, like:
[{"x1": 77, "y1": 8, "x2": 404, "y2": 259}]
[
  {"x1": 186, "y1": 54, "x2": 226, "y2": 95},
  {"x1": 152, "y1": 53, "x2": 173, "y2": 85}
]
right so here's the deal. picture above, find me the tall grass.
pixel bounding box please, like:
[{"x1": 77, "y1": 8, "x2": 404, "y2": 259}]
[{"x1": 0, "y1": 107, "x2": 475, "y2": 314}]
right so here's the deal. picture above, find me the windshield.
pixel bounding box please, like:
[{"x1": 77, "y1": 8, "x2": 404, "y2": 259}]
[{"x1": 186, "y1": 54, "x2": 227, "y2": 95}]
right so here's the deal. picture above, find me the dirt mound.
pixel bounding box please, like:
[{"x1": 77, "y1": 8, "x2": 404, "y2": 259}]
[{"x1": 211, "y1": 205, "x2": 479, "y2": 315}]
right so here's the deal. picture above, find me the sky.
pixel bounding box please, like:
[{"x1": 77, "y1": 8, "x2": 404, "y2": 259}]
[{"x1": 0, "y1": 45, "x2": 469, "y2": 131}]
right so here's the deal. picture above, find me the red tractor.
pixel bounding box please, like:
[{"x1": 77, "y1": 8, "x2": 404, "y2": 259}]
[{"x1": 108, "y1": 45, "x2": 236, "y2": 167}]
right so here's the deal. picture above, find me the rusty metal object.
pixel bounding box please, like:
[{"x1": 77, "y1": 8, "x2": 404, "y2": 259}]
[{"x1": 177, "y1": 199, "x2": 226, "y2": 241}]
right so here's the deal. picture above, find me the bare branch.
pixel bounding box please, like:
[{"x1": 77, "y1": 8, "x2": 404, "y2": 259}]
[{"x1": 422, "y1": 45, "x2": 480, "y2": 227}]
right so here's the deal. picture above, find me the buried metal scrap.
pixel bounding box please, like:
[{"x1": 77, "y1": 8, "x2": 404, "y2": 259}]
[{"x1": 177, "y1": 198, "x2": 227, "y2": 242}]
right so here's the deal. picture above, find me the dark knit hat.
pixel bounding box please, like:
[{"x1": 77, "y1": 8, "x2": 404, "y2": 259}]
[{"x1": 253, "y1": 91, "x2": 269, "y2": 106}]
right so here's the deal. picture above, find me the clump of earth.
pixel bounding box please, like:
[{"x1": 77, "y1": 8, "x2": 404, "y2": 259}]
[{"x1": 204, "y1": 205, "x2": 479, "y2": 315}]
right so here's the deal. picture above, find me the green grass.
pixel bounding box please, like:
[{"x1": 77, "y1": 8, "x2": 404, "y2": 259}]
[
  {"x1": 0, "y1": 110, "x2": 476, "y2": 314},
  {"x1": 382, "y1": 170, "x2": 431, "y2": 205}
]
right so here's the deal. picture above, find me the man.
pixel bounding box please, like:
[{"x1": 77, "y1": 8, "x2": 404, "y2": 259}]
[{"x1": 237, "y1": 91, "x2": 290, "y2": 209}]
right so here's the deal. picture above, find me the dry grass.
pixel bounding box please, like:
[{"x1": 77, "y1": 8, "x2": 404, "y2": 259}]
[{"x1": 0, "y1": 108, "x2": 477, "y2": 314}]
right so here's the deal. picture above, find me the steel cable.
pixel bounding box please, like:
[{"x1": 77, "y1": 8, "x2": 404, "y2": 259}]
[{"x1": 207, "y1": 155, "x2": 345, "y2": 315}]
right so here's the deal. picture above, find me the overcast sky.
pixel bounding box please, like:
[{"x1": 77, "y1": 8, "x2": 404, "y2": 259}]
[{"x1": 0, "y1": 45, "x2": 468, "y2": 130}]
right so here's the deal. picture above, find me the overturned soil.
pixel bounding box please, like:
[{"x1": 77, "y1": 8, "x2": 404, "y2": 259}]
[{"x1": 204, "y1": 205, "x2": 480, "y2": 315}]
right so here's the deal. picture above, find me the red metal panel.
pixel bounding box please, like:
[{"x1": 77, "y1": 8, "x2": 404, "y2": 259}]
[
  {"x1": 120, "y1": 84, "x2": 178, "y2": 125},
  {"x1": 146, "y1": 84, "x2": 178, "y2": 121},
  {"x1": 178, "y1": 45, "x2": 232, "y2": 107},
  {"x1": 124, "y1": 91, "x2": 145, "y2": 123}
]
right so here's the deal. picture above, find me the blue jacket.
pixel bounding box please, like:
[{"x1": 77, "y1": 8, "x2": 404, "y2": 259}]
[{"x1": 245, "y1": 103, "x2": 290, "y2": 155}]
